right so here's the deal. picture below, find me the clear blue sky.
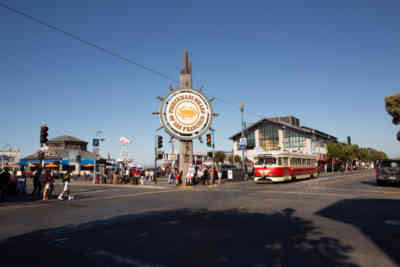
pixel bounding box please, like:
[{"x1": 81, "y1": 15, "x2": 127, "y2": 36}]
[{"x1": 1, "y1": 0, "x2": 399, "y2": 166}]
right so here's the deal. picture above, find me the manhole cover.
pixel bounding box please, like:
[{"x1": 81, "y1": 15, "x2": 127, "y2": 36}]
[{"x1": 385, "y1": 220, "x2": 400, "y2": 226}]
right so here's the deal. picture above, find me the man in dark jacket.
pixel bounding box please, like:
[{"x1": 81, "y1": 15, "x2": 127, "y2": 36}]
[
  {"x1": 31, "y1": 168, "x2": 42, "y2": 196},
  {"x1": 0, "y1": 168, "x2": 10, "y2": 201}
]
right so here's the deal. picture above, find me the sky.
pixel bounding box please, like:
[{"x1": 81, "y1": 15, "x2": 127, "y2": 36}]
[{"x1": 1, "y1": 0, "x2": 399, "y2": 166}]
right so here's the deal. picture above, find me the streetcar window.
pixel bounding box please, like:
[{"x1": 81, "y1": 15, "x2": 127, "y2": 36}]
[
  {"x1": 282, "y1": 157, "x2": 288, "y2": 166},
  {"x1": 264, "y1": 157, "x2": 276, "y2": 165},
  {"x1": 277, "y1": 158, "x2": 282, "y2": 166},
  {"x1": 255, "y1": 158, "x2": 264, "y2": 165}
]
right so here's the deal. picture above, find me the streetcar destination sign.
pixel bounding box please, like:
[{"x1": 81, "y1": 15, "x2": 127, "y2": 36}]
[{"x1": 160, "y1": 88, "x2": 213, "y2": 140}]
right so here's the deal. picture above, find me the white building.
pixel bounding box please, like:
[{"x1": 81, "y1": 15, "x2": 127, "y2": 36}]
[{"x1": 229, "y1": 116, "x2": 337, "y2": 162}]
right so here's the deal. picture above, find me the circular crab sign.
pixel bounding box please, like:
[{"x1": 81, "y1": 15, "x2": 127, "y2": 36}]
[{"x1": 160, "y1": 88, "x2": 213, "y2": 140}]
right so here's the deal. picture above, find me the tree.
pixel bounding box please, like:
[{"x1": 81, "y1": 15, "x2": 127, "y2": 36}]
[
  {"x1": 214, "y1": 151, "x2": 226, "y2": 163},
  {"x1": 233, "y1": 155, "x2": 241, "y2": 163},
  {"x1": 385, "y1": 93, "x2": 400, "y2": 141}
]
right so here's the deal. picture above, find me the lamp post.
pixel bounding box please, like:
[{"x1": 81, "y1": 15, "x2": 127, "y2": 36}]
[{"x1": 240, "y1": 104, "x2": 247, "y2": 180}]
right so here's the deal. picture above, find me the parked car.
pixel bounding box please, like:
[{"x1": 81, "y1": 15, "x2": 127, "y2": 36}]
[{"x1": 376, "y1": 159, "x2": 400, "y2": 186}]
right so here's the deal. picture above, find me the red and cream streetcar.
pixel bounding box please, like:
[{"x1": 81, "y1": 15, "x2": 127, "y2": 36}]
[{"x1": 253, "y1": 151, "x2": 318, "y2": 183}]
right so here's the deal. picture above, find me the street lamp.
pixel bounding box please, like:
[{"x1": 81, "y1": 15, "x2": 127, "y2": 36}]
[{"x1": 240, "y1": 104, "x2": 248, "y2": 181}]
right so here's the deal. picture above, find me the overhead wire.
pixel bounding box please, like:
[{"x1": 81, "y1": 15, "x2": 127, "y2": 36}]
[
  {"x1": 0, "y1": 2, "x2": 179, "y2": 83},
  {"x1": 1, "y1": 2, "x2": 270, "y2": 121}
]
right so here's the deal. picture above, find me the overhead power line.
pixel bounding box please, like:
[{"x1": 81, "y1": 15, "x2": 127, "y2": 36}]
[{"x1": 0, "y1": 2, "x2": 179, "y2": 83}]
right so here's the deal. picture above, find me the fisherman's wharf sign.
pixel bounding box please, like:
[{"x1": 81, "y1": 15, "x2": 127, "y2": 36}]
[{"x1": 160, "y1": 88, "x2": 213, "y2": 140}]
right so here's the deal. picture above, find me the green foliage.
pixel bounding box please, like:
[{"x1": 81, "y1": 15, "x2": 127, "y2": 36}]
[
  {"x1": 327, "y1": 142, "x2": 387, "y2": 161},
  {"x1": 233, "y1": 155, "x2": 242, "y2": 163},
  {"x1": 214, "y1": 151, "x2": 226, "y2": 163},
  {"x1": 385, "y1": 93, "x2": 400, "y2": 141}
]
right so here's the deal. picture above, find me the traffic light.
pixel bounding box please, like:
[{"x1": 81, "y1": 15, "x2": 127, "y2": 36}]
[
  {"x1": 40, "y1": 125, "x2": 49, "y2": 145},
  {"x1": 206, "y1": 134, "x2": 212, "y2": 147},
  {"x1": 157, "y1": 151, "x2": 163, "y2": 160},
  {"x1": 157, "y1": 135, "x2": 163, "y2": 149},
  {"x1": 347, "y1": 136, "x2": 351, "y2": 145}
]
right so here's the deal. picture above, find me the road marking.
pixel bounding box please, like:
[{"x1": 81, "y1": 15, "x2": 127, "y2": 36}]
[
  {"x1": 309, "y1": 186, "x2": 400, "y2": 195},
  {"x1": 256, "y1": 190, "x2": 350, "y2": 197},
  {"x1": 0, "y1": 189, "x2": 185, "y2": 210},
  {"x1": 90, "y1": 250, "x2": 166, "y2": 267}
]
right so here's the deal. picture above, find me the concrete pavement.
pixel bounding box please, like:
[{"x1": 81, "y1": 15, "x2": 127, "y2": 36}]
[{"x1": 1, "y1": 169, "x2": 400, "y2": 267}]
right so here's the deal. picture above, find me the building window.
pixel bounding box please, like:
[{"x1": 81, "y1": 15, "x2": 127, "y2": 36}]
[
  {"x1": 247, "y1": 131, "x2": 255, "y2": 149},
  {"x1": 284, "y1": 128, "x2": 305, "y2": 148},
  {"x1": 259, "y1": 124, "x2": 280, "y2": 151}
]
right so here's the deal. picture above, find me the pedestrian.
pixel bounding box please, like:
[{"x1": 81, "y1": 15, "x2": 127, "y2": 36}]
[
  {"x1": 202, "y1": 166, "x2": 209, "y2": 185},
  {"x1": 32, "y1": 169, "x2": 42, "y2": 196},
  {"x1": 217, "y1": 165, "x2": 222, "y2": 185},
  {"x1": 113, "y1": 170, "x2": 119, "y2": 184},
  {"x1": 175, "y1": 169, "x2": 180, "y2": 186},
  {"x1": 149, "y1": 169, "x2": 155, "y2": 183},
  {"x1": 58, "y1": 172, "x2": 73, "y2": 200},
  {"x1": 167, "y1": 168, "x2": 173, "y2": 184},
  {"x1": 186, "y1": 165, "x2": 195, "y2": 185},
  {"x1": 42, "y1": 169, "x2": 52, "y2": 200},
  {"x1": 0, "y1": 168, "x2": 10, "y2": 201},
  {"x1": 209, "y1": 166, "x2": 215, "y2": 185}
]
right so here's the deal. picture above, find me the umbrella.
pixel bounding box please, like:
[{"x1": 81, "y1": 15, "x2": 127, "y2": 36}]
[
  {"x1": 28, "y1": 163, "x2": 37, "y2": 167},
  {"x1": 86, "y1": 164, "x2": 94, "y2": 167},
  {"x1": 45, "y1": 163, "x2": 58, "y2": 168}
]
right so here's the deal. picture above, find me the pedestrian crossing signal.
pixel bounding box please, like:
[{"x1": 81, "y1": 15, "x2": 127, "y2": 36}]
[{"x1": 206, "y1": 134, "x2": 211, "y2": 147}]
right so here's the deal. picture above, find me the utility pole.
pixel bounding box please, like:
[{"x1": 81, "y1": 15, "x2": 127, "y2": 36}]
[{"x1": 240, "y1": 104, "x2": 247, "y2": 180}]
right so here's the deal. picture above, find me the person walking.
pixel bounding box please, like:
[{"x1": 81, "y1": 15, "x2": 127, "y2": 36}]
[
  {"x1": 31, "y1": 169, "x2": 42, "y2": 196},
  {"x1": 42, "y1": 169, "x2": 52, "y2": 200},
  {"x1": 217, "y1": 165, "x2": 222, "y2": 185},
  {"x1": 209, "y1": 166, "x2": 215, "y2": 185},
  {"x1": 113, "y1": 170, "x2": 119, "y2": 185},
  {"x1": 167, "y1": 168, "x2": 173, "y2": 184},
  {"x1": 58, "y1": 172, "x2": 73, "y2": 200}
]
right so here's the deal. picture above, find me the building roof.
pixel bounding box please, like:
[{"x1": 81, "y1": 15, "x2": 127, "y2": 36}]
[
  {"x1": 22, "y1": 149, "x2": 95, "y2": 161},
  {"x1": 48, "y1": 135, "x2": 88, "y2": 144},
  {"x1": 229, "y1": 117, "x2": 337, "y2": 141}
]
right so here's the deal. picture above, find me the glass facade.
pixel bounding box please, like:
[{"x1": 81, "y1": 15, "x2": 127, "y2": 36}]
[
  {"x1": 247, "y1": 131, "x2": 255, "y2": 149},
  {"x1": 284, "y1": 128, "x2": 305, "y2": 148},
  {"x1": 259, "y1": 124, "x2": 280, "y2": 151}
]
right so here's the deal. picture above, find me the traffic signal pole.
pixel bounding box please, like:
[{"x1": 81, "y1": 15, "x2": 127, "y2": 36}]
[{"x1": 154, "y1": 135, "x2": 157, "y2": 170}]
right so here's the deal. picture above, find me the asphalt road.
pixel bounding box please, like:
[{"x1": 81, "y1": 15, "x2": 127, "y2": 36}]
[{"x1": 2, "y1": 170, "x2": 400, "y2": 267}]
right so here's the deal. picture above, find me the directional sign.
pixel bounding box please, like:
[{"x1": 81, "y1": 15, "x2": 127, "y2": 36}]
[{"x1": 239, "y1": 137, "x2": 247, "y2": 150}]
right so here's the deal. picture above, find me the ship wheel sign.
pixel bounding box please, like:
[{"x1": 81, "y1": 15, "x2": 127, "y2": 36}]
[{"x1": 156, "y1": 88, "x2": 215, "y2": 141}]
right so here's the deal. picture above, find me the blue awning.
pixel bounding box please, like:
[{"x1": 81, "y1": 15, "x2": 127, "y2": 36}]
[
  {"x1": 15, "y1": 160, "x2": 28, "y2": 166},
  {"x1": 62, "y1": 159, "x2": 69, "y2": 166},
  {"x1": 44, "y1": 160, "x2": 59, "y2": 164},
  {"x1": 80, "y1": 158, "x2": 95, "y2": 165}
]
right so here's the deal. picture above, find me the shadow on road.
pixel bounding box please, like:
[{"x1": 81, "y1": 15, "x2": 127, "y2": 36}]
[
  {"x1": 1, "y1": 208, "x2": 358, "y2": 267},
  {"x1": 317, "y1": 198, "x2": 400, "y2": 266}
]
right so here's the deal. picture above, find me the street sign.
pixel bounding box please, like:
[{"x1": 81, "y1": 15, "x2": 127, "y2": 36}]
[
  {"x1": 239, "y1": 137, "x2": 247, "y2": 150},
  {"x1": 169, "y1": 154, "x2": 177, "y2": 161},
  {"x1": 0, "y1": 155, "x2": 7, "y2": 161},
  {"x1": 93, "y1": 138, "x2": 100, "y2": 147}
]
